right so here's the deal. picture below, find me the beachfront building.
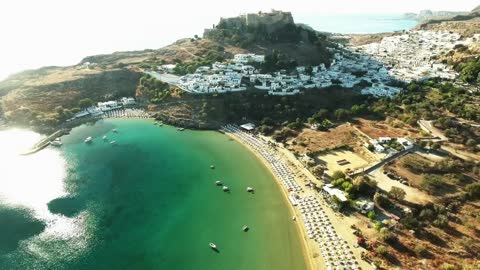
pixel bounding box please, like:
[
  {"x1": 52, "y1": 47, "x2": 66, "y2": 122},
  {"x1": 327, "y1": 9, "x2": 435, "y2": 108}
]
[{"x1": 69, "y1": 97, "x2": 137, "y2": 121}]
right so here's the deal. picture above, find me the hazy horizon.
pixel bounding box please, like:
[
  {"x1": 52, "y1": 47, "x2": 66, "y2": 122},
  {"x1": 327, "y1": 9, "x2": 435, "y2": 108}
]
[{"x1": 0, "y1": 0, "x2": 478, "y2": 81}]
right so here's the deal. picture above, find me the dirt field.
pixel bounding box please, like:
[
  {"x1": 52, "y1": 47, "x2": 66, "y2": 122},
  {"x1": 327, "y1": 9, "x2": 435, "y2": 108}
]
[
  {"x1": 369, "y1": 169, "x2": 435, "y2": 204},
  {"x1": 289, "y1": 124, "x2": 358, "y2": 152},
  {"x1": 318, "y1": 149, "x2": 370, "y2": 175},
  {"x1": 352, "y1": 118, "x2": 419, "y2": 139},
  {"x1": 288, "y1": 123, "x2": 379, "y2": 163}
]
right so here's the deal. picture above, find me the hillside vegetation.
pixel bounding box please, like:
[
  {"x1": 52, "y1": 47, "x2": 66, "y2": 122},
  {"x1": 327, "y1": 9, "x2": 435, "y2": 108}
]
[{"x1": 0, "y1": 66, "x2": 141, "y2": 131}]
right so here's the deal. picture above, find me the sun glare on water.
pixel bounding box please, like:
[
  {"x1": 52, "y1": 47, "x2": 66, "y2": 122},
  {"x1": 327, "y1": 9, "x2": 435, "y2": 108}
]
[{"x1": 0, "y1": 128, "x2": 89, "y2": 258}]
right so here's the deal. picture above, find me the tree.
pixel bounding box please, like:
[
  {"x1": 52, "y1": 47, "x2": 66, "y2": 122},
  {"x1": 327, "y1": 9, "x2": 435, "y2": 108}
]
[
  {"x1": 331, "y1": 171, "x2": 346, "y2": 181},
  {"x1": 334, "y1": 108, "x2": 351, "y2": 120},
  {"x1": 465, "y1": 182, "x2": 480, "y2": 199},
  {"x1": 374, "y1": 221, "x2": 382, "y2": 231},
  {"x1": 389, "y1": 186, "x2": 406, "y2": 201},
  {"x1": 421, "y1": 174, "x2": 444, "y2": 192},
  {"x1": 466, "y1": 138, "x2": 477, "y2": 149},
  {"x1": 379, "y1": 227, "x2": 396, "y2": 242},
  {"x1": 367, "y1": 210, "x2": 377, "y2": 220},
  {"x1": 375, "y1": 245, "x2": 388, "y2": 256},
  {"x1": 374, "y1": 192, "x2": 392, "y2": 208},
  {"x1": 433, "y1": 214, "x2": 448, "y2": 228},
  {"x1": 414, "y1": 244, "x2": 428, "y2": 257},
  {"x1": 305, "y1": 65, "x2": 313, "y2": 75},
  {"x1": 352, "y1": 176, "x2": 378, "y2": 196},
  {"x1": 78, "y1": 98, "x2": 93, "y2": 109}
]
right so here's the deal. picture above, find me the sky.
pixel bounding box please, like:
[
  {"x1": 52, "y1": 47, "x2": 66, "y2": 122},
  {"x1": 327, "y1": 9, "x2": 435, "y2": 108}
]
[{"x1": 0, "y1": 0, "x2": 478, "y2": 80}]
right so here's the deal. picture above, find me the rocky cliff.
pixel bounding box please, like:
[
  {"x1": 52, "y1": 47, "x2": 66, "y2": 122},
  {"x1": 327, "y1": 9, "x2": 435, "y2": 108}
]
[{"x1": 215, "y1": 10, "x2": 294, "y2": 34}]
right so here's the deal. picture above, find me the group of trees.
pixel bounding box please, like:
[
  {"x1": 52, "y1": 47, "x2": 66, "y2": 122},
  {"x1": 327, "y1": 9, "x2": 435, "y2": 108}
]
[
  {"x1": 371, "y1": 79, "x2": 480, "y2": 128},
  {"x1": 330, "y1": 172, "x2": 378, "y2": 198},
  {"x1": 260, "y1": 50, "x2": 298, "y2": 73},
  {"x1": 138, "y1": 74, "x2": 180, "y2": 103},
  {"x1": 434, "y1": 117, "x2": 478, "y2": 148},
  {"x1": 173, "y1": 50, "x2": 225, "y2": 76},
  {"x1": 457, "y1": 57, "x2": 480, "y2": 84}
]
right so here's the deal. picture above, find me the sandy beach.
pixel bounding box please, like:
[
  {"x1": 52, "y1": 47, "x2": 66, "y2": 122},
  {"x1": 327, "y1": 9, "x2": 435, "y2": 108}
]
[
  {"x1": 224, "y1": 131, "x2": 318, "y2": 270},
  {"x1": 223, "y1": 125, "x2": 373, "y2": 270}
]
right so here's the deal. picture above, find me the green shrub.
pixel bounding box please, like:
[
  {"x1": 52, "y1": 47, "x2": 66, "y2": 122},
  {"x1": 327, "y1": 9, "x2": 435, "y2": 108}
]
[{"x1": 375, "y1": 245, "x2": 388, "y2": 256}]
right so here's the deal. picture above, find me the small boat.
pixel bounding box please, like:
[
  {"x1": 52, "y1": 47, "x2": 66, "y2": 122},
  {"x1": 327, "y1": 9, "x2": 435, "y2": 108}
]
[
  {"x1": 112, "y1": 129, "x2": 118, "y2": 133},
  {"x1": 246, "y1": 187, "x2": 254, "y2": 192},
  {"x1": 84, "y1": 136, "x2": 93, "y2": 143},
  {"x1": 50, "y1": 138, "x2": 62, "y2": 146},
  {"x1": 177, "y1": 128, "x2": 185, "y2": 131},
  {"x1": 210, "y1": 165, "x2": 215, "y2": 169},
  {"x1": 110, "y1": 141, "x2": 117, "y2": 145},
  {"x1": 153, "y1": 122, "x2": 158, "y2": 125},
  {"x1": 292, "y1": 216, "x2": 297, "y2": 221},
  {"x1": 102, "y1": 135, "x2": 108, "y2": 141},
  {"x1": 209, "y1": 242, "x2": 217, "y2": 249},
  {"x1": 222, "y1": 186, "x2": 229, "y2": 192},
  {"x1": 215, "y1": 180, "x2": 222, "y2": 186},
  {"x1": 242, "y1": 225, "x2": 249, "y2": 232},
  {"x1": 158, "y1": 123, "x2": 163, "y2": 126}
]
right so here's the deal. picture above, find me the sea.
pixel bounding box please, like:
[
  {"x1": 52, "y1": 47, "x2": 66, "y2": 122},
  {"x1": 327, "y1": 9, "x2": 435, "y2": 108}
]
[
  {"x1": 296, "y1": 14, "x2": 418, "y2": 34},
  {"x1": 0, "y1": 119, "x2": 307, "y2": 270}
]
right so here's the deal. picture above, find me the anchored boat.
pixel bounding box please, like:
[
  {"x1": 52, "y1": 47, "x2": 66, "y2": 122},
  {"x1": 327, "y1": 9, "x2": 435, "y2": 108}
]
[{"x1": 50, "y1": 138, "x2": 62, "y2": 147}]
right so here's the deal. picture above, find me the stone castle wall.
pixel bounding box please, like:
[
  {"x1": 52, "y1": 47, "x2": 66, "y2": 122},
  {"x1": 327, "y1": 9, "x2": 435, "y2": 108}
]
[{"x1": 245, "y1": 11, "x2": 294, "y2": 28}]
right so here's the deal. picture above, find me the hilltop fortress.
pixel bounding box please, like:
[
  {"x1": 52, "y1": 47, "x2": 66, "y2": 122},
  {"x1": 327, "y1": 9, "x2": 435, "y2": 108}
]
[{"x1": 208, "y1": 10, "x2": 295, "y2": 34}]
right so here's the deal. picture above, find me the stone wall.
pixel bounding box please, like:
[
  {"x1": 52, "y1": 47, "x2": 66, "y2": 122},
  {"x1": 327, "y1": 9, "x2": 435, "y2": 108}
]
[{"x1": 245, "y1": 11, "x2": 294, "y2": 28}]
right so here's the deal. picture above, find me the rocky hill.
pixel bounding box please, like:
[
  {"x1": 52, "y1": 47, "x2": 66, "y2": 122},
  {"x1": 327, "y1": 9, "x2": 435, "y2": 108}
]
[
  {"x1": 0, "y1": 66, "x2": 142, "y2": 132},
  {"x1": 203, "y1": 10, "x2": 332, "y2": 66},
  {"x1": 0, "y1": 10, "x2": 333, "y2": 131},
  {"x1": 416, "y1": 7, "x2": 480, "y2": 35},
  {"x1": 404, "y1": 10, "x2": 468, "y2": 21}
]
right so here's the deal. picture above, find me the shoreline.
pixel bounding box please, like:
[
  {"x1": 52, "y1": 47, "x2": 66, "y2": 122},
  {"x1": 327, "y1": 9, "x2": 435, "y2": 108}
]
[{"x1": 224, "y1": 132, "x2": 318, "y2": 270}]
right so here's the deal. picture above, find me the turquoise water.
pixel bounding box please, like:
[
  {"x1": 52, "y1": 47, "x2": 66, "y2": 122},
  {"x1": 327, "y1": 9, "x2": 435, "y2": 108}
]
[
  {"x1": 0, "y1": 119, "x2": 307, "y2": 270},
  {"x1": 296, "y1": 14, "x2": 417, "y2": 34}
]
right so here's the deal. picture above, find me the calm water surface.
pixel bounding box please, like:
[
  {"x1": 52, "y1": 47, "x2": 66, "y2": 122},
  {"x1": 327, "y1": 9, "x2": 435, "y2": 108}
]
[{"x1": 0, "y1": 119, "x2": 307, "y2": 270}]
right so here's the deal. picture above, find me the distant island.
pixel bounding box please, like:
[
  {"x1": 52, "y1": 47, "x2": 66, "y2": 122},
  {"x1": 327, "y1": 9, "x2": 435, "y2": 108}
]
[{"x1": 403, "y1": 9, "x2": 469, "y2": 21}]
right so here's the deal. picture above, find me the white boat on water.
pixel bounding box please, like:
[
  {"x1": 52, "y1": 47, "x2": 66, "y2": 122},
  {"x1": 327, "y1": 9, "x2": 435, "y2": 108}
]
[
  {"x1": 102, "y1": 135, "x2": 108, "y2": 141},
  {"x1": 215, "y1": 181, "x2": 222, "y2": 186},
  {"x1": 112, "y1": 129, "x2": 118, "y2": 133},
  {"x1": 50, "y1": 138, "x2": 62, "y2": 146},
  {"x1": 84, "y1": 137, "x2": 93, "y2": 143},
  {"x1": 246, "y1": 187, "x2": 254, "y2": 192},
  {"x1": 222, "y1": 186, "x2": 229, "y2": 192},
  {"x1": 177, "y1": 128, "x2": 185, "y2": 131},
  {"x1": 209, "y1": 243, "x2": 217, "y2": 249},
  {"x1": 242, "y1": 225, "x2": 249, "y2": 232},
  {"x1": 110, "y1": 141, "x2": 117, "y2": 145}
]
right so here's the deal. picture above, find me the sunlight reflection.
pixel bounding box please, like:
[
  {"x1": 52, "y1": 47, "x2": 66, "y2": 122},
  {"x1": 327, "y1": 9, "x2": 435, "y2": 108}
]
[{"x1": 0, "y1": 128, "x2": 88, "y2": 259}]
